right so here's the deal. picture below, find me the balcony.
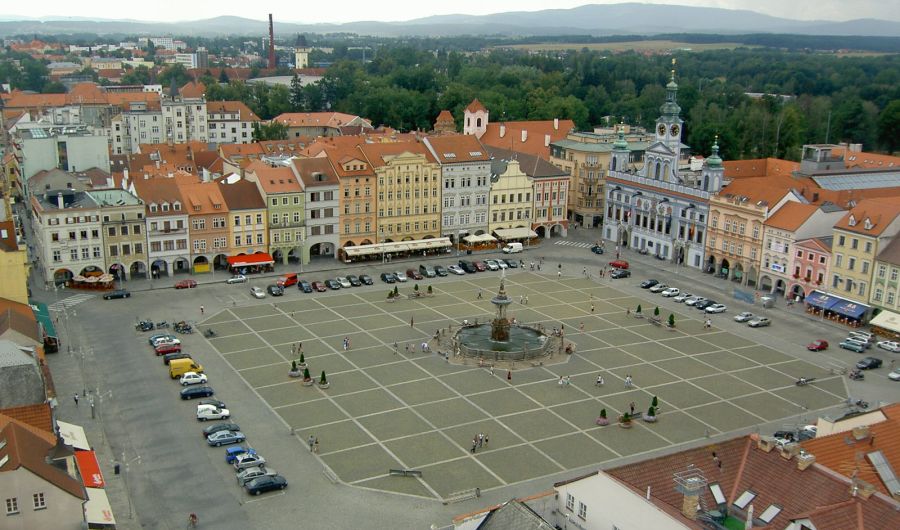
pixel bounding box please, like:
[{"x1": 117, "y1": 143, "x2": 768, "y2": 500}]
[
  {"x1": 269, "y1": 220, "x2": 305, "y2": 229},
  {"x1": 152, "y1": 227, "x2": 187, "y2": 235}
]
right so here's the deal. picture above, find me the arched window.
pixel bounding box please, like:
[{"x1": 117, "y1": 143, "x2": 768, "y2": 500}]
[
  {"x1": 476, "y1": 118, "x2": 482, "y2": 128},
  {"x1": 611, "y1": 158, "x2": 617, "y2": 171},
  {"x1": 654, "y1": 161, "x2": 661, "y2": 179},
  {"x1": 466, "y1": 118, "x2": 470, "y2": 127},
  {"x1": 663, "y1": 162, "x2": 670, "y2": 179},
  {"x1": 703, "y1": 175, "x2": 710, "y2": 191}
]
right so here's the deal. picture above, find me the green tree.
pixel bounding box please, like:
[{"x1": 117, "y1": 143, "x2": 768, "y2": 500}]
[
  {"x1": 877, "y1": 100, "x2": 900, "y2": 154},
  {"x1": 121, "y1": 65, "x2": 152, "y2": 85},
  {"x1": 157, "y1": 64, "x2": 190, "y2": 91}
]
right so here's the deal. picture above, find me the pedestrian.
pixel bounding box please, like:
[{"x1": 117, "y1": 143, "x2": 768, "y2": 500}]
[
  {"x1": 507, "y1": 370, "x2": 512, "y2": 382},
  {"x1": 421, "y1": 341, "x2": 428, "y2": 352},
  {"x1": 478, "y1": 433, "x2": 484, "y2": 448},
  {"x1": 525, "y1": 295, "x2": 529, "y2": 305},
  {"x1": 583, "y1": 266, "x2": 587, "y2": 276},
  {"x1": 519, "y1": 295, "x2": 524, "y2": 304},
  {"x1": 626, "y1": 308, "x2": 631, "y2": 316},
  {"x1": 471, "y1": 438, "x2": 478, "y2": 453},
  {"x1": 307, "y1": 435, "x2": 315, "y2": 452},
  {"x1": 490, "y1": 365, "x2": 494, "y2": 376},
  {"x1": 579, "y1": 322, "x2": 584, "y2": 331},
  {"x1": 313, "y1": 438, "x2": 319, "y2": 454},
  {"x1": 558, "y1": 375, "x2": 564, "y2": 386},
  {"x1": 558, "y1": 270, "x2": 562, "y2": 279},
  {"x1": 410, "y1": 316, "x2": 414, "y2": 327},
  {"x1": 629, "y1": 401, "x2": 635, "y2": 415},
  {"x1": 200, "y1": 305, "x2": 204, "y2": 315},
  {"x1": 484, "y1": 434, "x2": 489, "y2": 446},
  {"x1": 591, "y1": 304, "x2": 595, "y2": 313},
  {"x1": 596, "y1": 374, "x2": 604, "y2": 386},
  {"x1": 73, "y1": 393, "x2": 79, "y2": 407},
  {"x1": 625, "y1": 375, "x2": 633, "y2": 389},
  {"x1": 393, "y1": 341, "x2": 398, "y2": 353},
  {"x1": 477, "y1": 289, "x2": 483, "y2": 300}
]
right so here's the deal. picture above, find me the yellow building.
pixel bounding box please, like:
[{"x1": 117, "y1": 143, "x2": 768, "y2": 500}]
[
  {"x1": 218, "y1": 178, "x2": 269, "y2": 257},
  {"x1": 872, "y1": 236, "x2": 900, "y2": 312},
  {"x1": 488, "y1": 158, "x2": 534, "y2": 234},
  {"x1": 829, "y1": 199, "x2": 900, "y2": 306},
  {"x1": 0, "y1": 220, "x2": 29, "y2": 304},
  {"x1": 362, "y1": 143, "x2": 441, "y2": 242}
]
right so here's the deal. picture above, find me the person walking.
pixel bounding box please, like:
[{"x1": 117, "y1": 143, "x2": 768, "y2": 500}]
[
  {"x1": 477, "y1": 289, "x2": 483, "y2": 300},
  {"x1": 307, "y1": 435, "x2": 315, "y2": 452},
  {"x1": 558, "y1": 270, "x2": 562, "y2": 279},
  {"x1": 200, "y1": 305, "x2": 205, "y2": 315},
  {"x1": 624, "y1": 375, "x2": 633, "y2": 389},
  {"x1": 73, "y1": 393, "x2": 79, "y2": 407},
  {"x1": 313, "y1": 438, "x2": 319, "y2": 454},
  {"x1": 507, "y1": 370, "x2": 512, "y2": 382},
  {"x1": 591, "y1": 304, "x2": 595, "y2": 313},
  {"x1": 410, "y1": 316, "x2": 414, "y2": 327},
  {"x1": 629, "y1": 401, "x2": 635, "y2": 415},
  {"x1": 471, "y1": 438, "x2": 478, "y2": 453}
]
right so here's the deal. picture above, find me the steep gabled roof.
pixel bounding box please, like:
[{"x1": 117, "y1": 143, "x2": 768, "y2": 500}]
[
  {"x1": 479, "y1": 119, "x2": 575, "y2": 160},
  {"x1": 245, "y1": 161, "x2": 302, "y2": 194},
  {"x1": 833, "y1": 198, "x2": 900, "y2": 237},
  {"x1": 764, "y1": 202, "x2": 821, "y2": 232},
  {"x1": 0, "y1": 417, "x2": 85, "y2": 500},
  {"x1": 217, "y1": 178, "x2": 266, "y2": 211},
  {"x1": 423, "y1": 134, "x2": 490, "y2": 164}
]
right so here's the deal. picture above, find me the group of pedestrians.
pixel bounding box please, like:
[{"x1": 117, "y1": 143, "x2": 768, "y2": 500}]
[
  {"x1": 342, "y1": 337, "x2": 351, "y2": 350},
  {"x1": 470, "y1": 432, "x2": 489, "y2": 453},
  {"x1": 307, "y1": 434, "x2": 320, "y2": 453}
]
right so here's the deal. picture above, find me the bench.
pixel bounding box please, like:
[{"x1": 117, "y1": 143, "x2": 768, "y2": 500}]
[
  {"x1": 389, "y1": 468, "x2": 423, "y2": 478},
  {"x1": 443, "y1": 487, "x2": 480, "y2": 505}
]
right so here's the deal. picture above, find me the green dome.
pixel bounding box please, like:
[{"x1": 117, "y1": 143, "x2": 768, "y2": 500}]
[
  {"x1": 707, "y1": 140, "x2": 723, "y2": 168},
  {"x1": 613, "y1": 128, "x2": 629, "y2": 150}
]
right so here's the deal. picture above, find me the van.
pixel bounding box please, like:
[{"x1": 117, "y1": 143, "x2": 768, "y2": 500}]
[
  {"x1": 277, "y1": 273, "x2": 298, "y2": 287},
  {"x1": 170, "y1": 358, "x2": 204, "y2": 379},
  {"x1": 848, "y1": 331, "x2": 874, "y2": 343},
  {"x1": 609, "y1": 260, "x2": 629, "y2": 270},
  {"x1": 502, "y1": 242, "x2": 523, "y2": 254},
  {"x1": 418, "y1": 264, "x2": 436, "y2": 278}
]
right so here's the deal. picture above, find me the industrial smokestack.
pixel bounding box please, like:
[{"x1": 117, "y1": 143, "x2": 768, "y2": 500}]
[{"x1": 268, "y1": 14, "x2": 276, "y2": 69}]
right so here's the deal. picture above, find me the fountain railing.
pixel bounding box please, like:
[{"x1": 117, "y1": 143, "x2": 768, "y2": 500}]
[{"x1": 456, "y1": 324, "x2": 556, "y2": 361}]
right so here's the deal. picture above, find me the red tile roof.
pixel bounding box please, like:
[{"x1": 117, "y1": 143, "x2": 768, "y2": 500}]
[
  {"x1": 716, "y1": 175, "x2": 798, "y2": 208},
  {"x1": 358, "y1": 141, "x2": 436, "y2": 167},
  {"x1": 724, "y1": 158, "x2": 800, "y2": 179},
  {"x1": 0, "y1": 403, "x2": 53, "y2": 435},
  {"x1": 764, "y1": 201, "x2": 821, "y2": 231},
  {"x1": 180, "y1": 81, "x2": 206, "y2": 99},
  {"x1": 479, "y1": 119, "x2": 575, "y2": 160},
  {"x1": 273, "y1": 112, "x2": 371, "y2": 129},
  {"x1": 0, "y1": 417, "x2": 85, "y2": 500},
  {"x1": 206, "y1": 100, "x2": 260, "y2": 122},
  {"x1": 830, "y1": 146, "x2": 900, "y2": 169},
  {"x1": 423, "y1": 134, "x2": 490, "y2": 163},
  {"x1": 466, "y1": 99, "x2": 487, "y2": 113},
  {"x1": 832, "y1": 198, "x2": 900, "y2": 237},
  {"x1": 245, "y1": 161, "x2": 302, "y2": 194}
]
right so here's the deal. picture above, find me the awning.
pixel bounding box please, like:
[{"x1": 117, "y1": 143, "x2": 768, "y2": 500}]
[
  {"x1": 869, "y1": 310, "x2": 900, "y2": 334},
  {"x1": 57, "y1": 420, "x2": 90, "y2": 451},
  {"x1": 463, "y1": 233, "x2": 496, "y2": 244},
  {"x1": 84, "y1": 487, "x2": 116, "y2": 527},
  {"x1": 343, "y1": 237, "x2": 451, "y2": 257},
  {"x1": 226, "y1": 253, "x2": 274, "y2": 268},
  {"x1": 831, "y1": 300, "x2": 869, "y2": 320},
  {"x1": 75, "y1": 450, "x2": 105, "y2": 488},
  {"x1": 493, "y1": 227, "x2": 538, "y2": 240},
  {"x1": 29, "y1": 300, "x2": 57, "y2": 339},
  {"x1": 805, "y1": 290, "x2": 840, "y2": 311}
]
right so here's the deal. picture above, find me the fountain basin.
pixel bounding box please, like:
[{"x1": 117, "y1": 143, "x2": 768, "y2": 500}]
[{"x1": 455, "y1": 324, "x2": 554, "y2": 361}]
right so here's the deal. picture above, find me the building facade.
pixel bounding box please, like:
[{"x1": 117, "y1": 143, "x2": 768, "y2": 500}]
[
  {"x1": 29, "y1": 189, "x2": 103, "y2": 285},
  {"x1": 790, "y1": 236, "x2": 833, "y2": 301},
  {"x1": 487, "y1": 158, "x2": 533, "y2": 235},
  {"x1": 292, "y1": 158, "x2": 339, "y2": 262},
  {"x1": 423, "y1": 135, "x2": 491, "y2": 242},
  {"x1": 206, "y1": 101, "x2": 259, "y2": 145},
  {"x1": 872, "y1": 236, "x2": 900, "y2": 312},
  {"x1": 218, "y1": 178, "x2": 268, "y2": 258},
  {"x1": 243, "y1": 161, "x2": 306, "y2": 265},
  {"x1": 174, "y1": 176, "x2": 230, "y2": 273},
  {"x1": 88, "y1": 189, "x2": 149, "y2": 281},
  {"x1": 327, "y1": 146, "x2": 377, "y2": 250},
  {"x1": 129, "y1": 175, "x2": 191, "y2": 278}
]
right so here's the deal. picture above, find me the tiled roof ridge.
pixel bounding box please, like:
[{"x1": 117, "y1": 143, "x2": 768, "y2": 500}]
[{"x1": 727, "y1": 436, "x2": 755, "y2": 503}]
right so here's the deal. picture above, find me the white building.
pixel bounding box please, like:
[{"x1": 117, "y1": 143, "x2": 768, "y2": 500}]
[
  {"x1": 17, "y1": 125, "x2": 110, "y2": 184},
  {"x1": 292, "y1": 157, "x2": 340, "y2": 261},
  {"x1": 206, "y1": 101, "x2": 260, "y2": 145},
  {"x1": 110, "y1": 88, "x2": 208, "y2": 155},
  {"x1": 423, "y1": 135, "x2": 492, "y2": 242},
  {"x1": 29, "y1": 188, "x2": 104, "y2": 285}
]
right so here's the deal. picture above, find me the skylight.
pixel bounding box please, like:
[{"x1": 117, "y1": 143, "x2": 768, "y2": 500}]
[
  {"x1": 709, "y1": 483, "x2": 726, "y2": 505},
  {"x1": 758, "y1": 504, "x2": 782, "y2": 523},
  {"x1": 733, "y1": 490, "x2": 756, "y2": 509},
  {"x1": 469, "y1": 151, "x2": 483, "y2": 156},
  {"x1": 443, "y1": 153, "x2": 457, "y2": 158}
]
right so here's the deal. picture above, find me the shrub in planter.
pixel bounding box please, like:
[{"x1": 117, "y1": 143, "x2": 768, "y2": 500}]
[
  {"x1": 414, "y1": 283, "x2": 419, "y2": 292},
  {"x1": 654, "y1": 306, "x2": 660, "y2": 317},
  {"x1": 393, "y1": 286, "x2": 399, "y2": 296},
  {"x1": 668, "y1": 314, "x2": 675, "y2": 327},
  {"x1": 635, "y1": 304, "x2": 642, "y2": 316},
  {"x1": 427, "y1": 285, "x2": 433, "y2": 295},
  {"x1": 298, "y1": 353, "x2": 306, "y2": 367},
  {"x1": 596, "y1": 408, "x2": 609, "y2": 426},
  {"x1": 318, "y1": 370, "x2": 330, "y2": 388},
  {"x1": 651, "y1": 396, "x2": 658, "y2": 408},
  {"x1": 644, "y1": 406, "x2": 657, "y2": 422},
  {"x1": 301, "y1": 367, "x2": 313, "y2": 386},
  {"x1": 289, "y1": 360, "x2": 301, "y2": 377},
  {"x1": 618, "y1": 412, "x2": 633, "y2": 428}
]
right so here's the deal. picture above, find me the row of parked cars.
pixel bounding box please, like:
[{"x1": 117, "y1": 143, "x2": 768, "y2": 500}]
[
  {"x1": 381, "y1": 259, "x2": 520, "y2": 283},
  {"x1": 639, "y1": 278, "x2": 774, "y2": 327},
  {"x1": 147, "y1": 334, "x2": 288, "y2": 495}
]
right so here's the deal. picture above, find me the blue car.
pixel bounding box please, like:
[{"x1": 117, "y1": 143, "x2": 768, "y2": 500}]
[{"x1": 225, "y1": 446, "x2": 256, "y2": 464}]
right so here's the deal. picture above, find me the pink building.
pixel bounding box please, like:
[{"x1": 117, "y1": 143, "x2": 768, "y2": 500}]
[{"x1": 789, "y1": 236, "x2": 832, "y2": 300}]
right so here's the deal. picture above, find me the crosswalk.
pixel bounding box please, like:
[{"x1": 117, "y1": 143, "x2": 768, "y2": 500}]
[
  {"x1": 554, "y1": 240, "x2": 595, "y2": 249},
  {"x1": 48, "y1": 294, "x2": 96, "y2": 312}
]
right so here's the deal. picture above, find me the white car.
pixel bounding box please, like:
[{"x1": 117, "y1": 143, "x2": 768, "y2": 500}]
[
  {"x1": 496, "y1": 260, "x2": 508, "y2": 269},
  {"x1": 197, "y1": 407, "x2": 230, "y2": 421},
  {"x1": 649, "y1": 283, "x2": 668, "y2": 293},
  {"x1": 705, "y1": 303, "x2": 728, "y2": 314},
  {"x1": 180, "y1": 372, "x2": 208, "y2": 386},
  {"x1": 483, "y1": 259, "x2": 500, "y2": 271},
  {"x1": 233, "y1": 453, "x2": 267, "y2": 471},
  {"x1": 734, "y1": 311, "x2": 754, "y2": 322},
  {"x1": 748, "y1": 317, "x2": 771, "y2": 328},
  {"x1": 250, "y1": 286, "x2": 266, "y2": 298},
  {"x1": 876, "y1": 340, "x2": 900, "y2": 353},
  {"x1": 236, "y1": 466, "x2": 277, "y2": 486},
  {"x1": 684, "y1": 296, "x2": 707, "y2": 307},
  {"x1": 151, "y1": 337, "x2": 181, "y2": 347},
  {"x1": 673, "y1": 292, "x2": 692, "y2": 303},
  {"x1": 393, "y1": 272, "x2": 408, "y2": 282},
  {"x1": 447, "y1": 265, "x2": 466, "y2": 275},
  {"x1": 889, "y1": 369, "x2": 900, "y2": 381},
  {"x1": 226, "y1": 274, "x2": 247, "y2": 284},
  {"x1": 661, "y1": 287, "x2": 680, "y2": 297},
  {"x1": 336, "y1": 277, "x2": 352, "y2": 288}
]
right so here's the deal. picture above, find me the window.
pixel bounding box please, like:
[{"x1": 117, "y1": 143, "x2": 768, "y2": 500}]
[
  {"x1": 733, "y1": 490, "x2": 756, "y2": 510},
  {"x1": 865, "y1": 241, "x2": 872, "y2": 253},
  {"x1": 888, "y1": 292, "x2": 895, "y2": 305},
  {"x1": 862, "y1": 261, "x2": 869, "y2": 274},
  {"x1": 836, "y1": 254, "x2": 843, "y2": 267},
  {"x1": 565, "y1": 493, "x2": 574, "y2": 511},
  {"x1": 6, "y1": 497, "x2": 18, "y2": 514},
  {"x1": 108, "y1": 227, "x2": 116, "y2": 237},
  {"x1": 758, "y1": 505, "x2": 782, "y2": 524},
  {"x1": 577, "y1": 502, "x2": 587, "y2": 520},
  {"x1": 32, "y1": 493, "x2": 45, "y2": 510},
  {"x1": 838, "y1": 235, "x2": 845, "y2": 246},
  {"x1": 709, "y1": 483, "x2": 726, "y2": 505},
  {"x1": 851, "y1": 238, "x2": 859, "y2": 250},
  {"x1": 892, "y1": 269, "x2": 899, "y2": 281},
  {"x1": 874, "y1": 289, "x2": 883, "y2": 302}
]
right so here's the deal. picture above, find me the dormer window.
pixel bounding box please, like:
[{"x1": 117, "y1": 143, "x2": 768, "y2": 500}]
[
  {"x1": 162, "y1": 202, "x2": 169, "y2": 212},
  {"x1": 194, "y1": 205, "x2": 201, "y2": 212},
  {"x1": 864, "y1": 218, "x2": 873, "y2": 230},
  {"x1": 733, "y1": 490, "x2": 756, "y2": 510},
  {"x1": 149, "y1": 203, "x2": 158, "y2": 212},
  {"x1": 848, "y1": 215, "x2": 856, "y2": 227},
  {"x1": 173, "y1": 202, "x2": 181, "y2": 211}
]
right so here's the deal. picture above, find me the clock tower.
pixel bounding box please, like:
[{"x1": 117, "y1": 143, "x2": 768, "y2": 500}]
[{"x1": 643, "y1": 59, "x2": 684, "y2": 182}]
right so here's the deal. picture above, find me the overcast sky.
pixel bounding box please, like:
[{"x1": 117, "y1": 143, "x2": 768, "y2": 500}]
[{"x1": 2, "y1": 0, "x2": 895, "y2": 23}]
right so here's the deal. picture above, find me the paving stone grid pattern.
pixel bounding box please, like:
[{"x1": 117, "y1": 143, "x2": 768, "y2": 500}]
[{"x1": 201, "y1": 272, "x2": 847, "y2": 501}]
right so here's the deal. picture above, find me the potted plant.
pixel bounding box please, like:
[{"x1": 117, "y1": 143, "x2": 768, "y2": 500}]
[
  {"x1": 387, "y1": 291, "x2": 395, "y2": 302},
  {"x1": 596, "y1": 408, "x2": 609, "y2": 426},
  {"x1": 618, "y1": 412, "x2": 633, "y2": 428},
  {"x1": 427, "y1": 285, "x2": 434, "y2": 296},
  {"x1": 301, "y1": 367, "x2": 314, "y2": 386},
  {"x1": 644, "y1": 406, "x2": 657, "y2": 423},
  {"x1": 317, "y1": 370, "x2": 330, "y2": 389},
  {"x1": 393, "y1": 286, "x2": 399, "y2": 297},
  {"x1": 651, "y1": 395, "x2": 658, "y2": 408},
  {"x1": 667, "y1": 313, "x2": 676, "y2": 329},
  {"x1": 288, "y1": 360, "x2": 302, "y2": 378},
  {"x1": 635, "y1": 304, "x2": 643, "y2": 318},
  {"x1": 297, "y1": 353, "x2": 307, "y2": 369},
  {"x1": 414, "y1": 284, "x2": 420, "y2": 296},
  {"x1": 654, "y1": 306, "x2": 660, "y2": 317}
]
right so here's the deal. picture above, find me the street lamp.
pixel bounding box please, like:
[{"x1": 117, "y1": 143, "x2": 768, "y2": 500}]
[{"x1": 120, "y1": 451, "x2": 142, "y2": 519}]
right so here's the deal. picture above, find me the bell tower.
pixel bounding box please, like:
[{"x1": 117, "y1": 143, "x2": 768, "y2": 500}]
[
  {"x1": 645, "y1": 59, "x2": 684, "y2": 182},
  {"x1": 610, "y1": 124, "x2": 630, "y2": 173},
  {"x1": 702, "y1": 136, "x2": 725, "y2": 193},
  {"x1": 463, "y1": 99, "x2": 489, "y2": 139}
]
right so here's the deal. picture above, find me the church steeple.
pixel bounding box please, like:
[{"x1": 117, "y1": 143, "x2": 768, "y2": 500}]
[
  {"x1": 659, "y1": 59, "x2": 681, "y2": 119},
  {"x1": 610, "y1": 123, "x2": 630, "y2": 173},
  {"x1": 702, "y1": 135, "x2": 725, "y2": 193}
]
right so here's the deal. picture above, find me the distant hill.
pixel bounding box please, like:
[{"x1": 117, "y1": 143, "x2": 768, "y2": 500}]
[{"x1": 0, "y1": 3, "x2": 897, "y2": 38}]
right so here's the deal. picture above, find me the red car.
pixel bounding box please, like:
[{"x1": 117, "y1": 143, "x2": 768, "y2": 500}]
[
  {"x1": 154, "y1": 343, "x2": 182, "y2": 356},
  {"x1": 175, "y1": 279, "x2": 197, "y2": 289},
  {"x1": 807, "y1": 340, "x2": 829, "y2": 351},
  {"x1": 311, "y1": 281, "x2": 327, "y2": 292},
  {"x1": 472, "y1": 261, "x2": 487, "y2": 272},
  {"x1": 406, "y1": 269, "x2": 424, "y2": 280}
]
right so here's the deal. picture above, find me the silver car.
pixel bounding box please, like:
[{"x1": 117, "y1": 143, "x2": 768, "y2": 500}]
[
  {"x1": 336, "y1": 276, "x2": 352, "y2": 288},
  {"x1": 877, "y1": 340, "x2": 900, "y2": 353},
  {"x1": 236, "y1": 466, "x2": 277, "y2": 486},
  {"x1": 233, "y1": 453, "x2": 267, "y2": 470},
  {"x1": 733, "y1": 311, "x2": 754, "y2": 322},
  {"x1": 673, "y1": 292, "x2": 692, "y2": 303},
  {"x1": 748, "y1": 317, "x2": 771, "y2": 328},
  {"x1": 226, "y1": 274, "x2": 247, "y2": 284},
  {"x1": 684, "y1": 296, "x2": 707, "y2": 306},
  {"x1": 483, "y1": 259, "x2": 500, "y2": 271},
  {"x1": 250, "y1": 286, "x2": 266, "y2": 299}
]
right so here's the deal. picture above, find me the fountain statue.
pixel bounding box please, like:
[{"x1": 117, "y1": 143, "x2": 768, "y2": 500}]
[{"x1": 490, "y1": 277, "x2": 513, "y2": 341}]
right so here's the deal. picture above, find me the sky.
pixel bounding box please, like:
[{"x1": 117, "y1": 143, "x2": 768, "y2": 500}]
[{"x1": 1, "y1": 0, "x2": 895, "y2": 23}]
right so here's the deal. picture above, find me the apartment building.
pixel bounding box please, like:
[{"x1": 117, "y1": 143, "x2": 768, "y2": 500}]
[
  {"x1": 30, "y1": 188, "x2": 103, "y2": 285},
  {"x1": 292, "y1": 157, "x2": 339, "y2": 261},
  {"x1": 243, "y1": 161, "x2": 305, "y2": 265},
  {"x1": 423, "y1": 135, "x2": 491, "y2": 242},
  {"x1": 487, "y1": 158, "x2": 533, "y2": 235},
  {"x1": 326, "y1": 145, "x2": 377, "y2": 250},
  {"x1": 873, "y1": 236, "x2": 900, "y2": 311},
  {"x1": 218, "y1": 178, "x2": 268, "y2": 257},
  {"x1": 129, "y1": 174, "x2": 190, "y2": 277},
  {"x1": 790, "y1": 236, "x2": 833, "y2": 301},
  {"x1": 87, "y1": 189, "x2": 148, "y2": 280},
  {"x1": 206, "y1": 101, "x2": 260, "y2": 145},
  {"x1": 173, "y1": 175, "x2": 230, "y2": 273}
]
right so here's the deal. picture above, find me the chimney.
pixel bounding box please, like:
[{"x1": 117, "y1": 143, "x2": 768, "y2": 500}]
[
  {"x1": 123, "y1": 168, "x2": 129, "y2": 183},
  {"x1": 681, "y1": 492, "x2": 699, "y2": 520},
  {"x1": 852, "y1": 425, "x2": 870, "y2": 440},
  {"x1": 106, "y1": 176, "x2": 113, "y2": 188},
  {"x1": 521, "y1": 130, "x2": 528, "y2": 143},
  {"x1": 499, "y1": 124, "x2": 506, "y2": 138},
  {"x1": 554, "y1": 118, "x2": 559, "y2": 130},
  {"x1": 56, "y1": 192, "x2": 64, "y2": 209},
  {"x1": 202, "y1": 168, "x2": 211, "y2": 182},
  {"x1": 796, "y1": 452, "x2": 816, "y2": 471},
  {"x1": 545, "y1": 134, "x2": 551, "y2": 147},
  {"x1": 155, "y1": 159, "x2": 161, "y2": 169}
]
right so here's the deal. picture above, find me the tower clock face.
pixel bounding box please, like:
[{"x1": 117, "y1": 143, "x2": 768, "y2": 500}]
[
  {"x1": 670, "y1": 124, "x2": 680, "y2": 136},
  {"x1": 657, "y1": 124, "x2": 666, "y2": 136}
]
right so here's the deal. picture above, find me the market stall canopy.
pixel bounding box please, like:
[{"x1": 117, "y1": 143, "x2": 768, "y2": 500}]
[
  {"x1": 226, "y1": 253, "x2": 274, "y2": 268},
  {"x1": 343, "y1": 237, "x2": 451, "y2": 257},
  {"x1": 493, "y1": 227, "x2": 537, "y2": 240},
  {"x1": 84, "y1": 487, "x2": 116, "y2": 527},
  {"x1": 869, "y1": 310, "x2": 900, "y2": 335},
  {"x1": 463, "y1": 233, "x2": 496, "y2": 244},
  {"x1": 74, "y1": 450, "x2": 105, "y2": 488},
  {"x1": 29, "y1": 301, "x2": 57, "y2": 339},
  {"x1": 805, "y1": 290, "x2": 840, "y2": 311},
  {"x1": 831, "y1": 299, "x2": 869, "y2": 320},
  {"x1": 56, "y1": 420, "x2": 90, "y2": 451}
]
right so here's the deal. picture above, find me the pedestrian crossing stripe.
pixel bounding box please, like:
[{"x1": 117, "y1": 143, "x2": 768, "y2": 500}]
[
  {"x1": 554, "y1": 241, "x2": 593, "y2": 248},
  {"x1": 48, "y1": 294, "x2": 96, "y2": 312}
]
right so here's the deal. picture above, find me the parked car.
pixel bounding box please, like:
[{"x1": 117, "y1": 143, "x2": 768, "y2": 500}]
[
  {"x1": 855, "y1": 357, "x2": 883, "y2": 370},
  {"x1": 889, "y1": 368, "x2": 900, "y2": 381},
  {"x1": 266, "y1": 285, "x2": 284, "y2": 296},
  {"x1": 183, "y1": 386, "x2": 216, "y2": 401},
  {"x1": 844, "y1": 337, "x2": 871, "y2": 350},
  {"x1": 198, "y1": 398, "x2": 226, "y2": 410},
  {"x1": 747, "y1": 317, "x2": 771, "y2": 328},
  {"x1": 175, "y1": 279, "x2": 197, "y2": 289},
  {"x1": 673, "y1": 292, "x2": 692, "y2": 303},
  {"x1": 406, "y1": 269, "x2": 424, "y2": 280},
  {"x1": 610, "y1": 269, "x2": 630, "y2": 279},
  {"x1": 148, "y1": 333, "x2": 177, "y2": 346},
  {"x1": 359, "y1": 274, "x2": 374, "y2": 285},
  {"x1": 233, "y1": 453, "x2": 266, "y2": 470},
  {"x1": 694, "y1": 300, "x2": 716, "y2": 311},
  {"x1": 180, "y1": 371, "x2": 208, "y2": 386},
  {"x1": 237, "y1": 466, "x2": 278, "y2": 486},
  {"x1": 225, "y1": 446, "x2": 256, "y2": 464},
  {"x1": 433, "y1": 266, "x2": 448, "y2": 277},
  {"x1": 298, "y1": 281, "x2": 313, "y2": 293},
  {"x1": 380, "y1": 272, "x2": 396, "y2": 283},
  {"x1": 196, "y1": 406, "x2": 230, "y2": 421},
  {"x1": 807, "y1": 340, "x2": 829, "y2": 351},
  {"x1": 472, "y1": 261, "x2": 487, "y2": 272},
  {"x1": 153, "y1": 337, "x2": 181, "y2": 347},
  {"x1": 504, "y1": 259, "x2": 519, "y2": 268},
  {"x1": 705, "y1": 303, "x2": 728, "y2": 314},
  {"x1": 649, "y1": 283, "x2": 668, "y2": 293},
  {"x1": 226, "y1": 275, "x2": 247, "y2": 284},
  {"x1": 590, "y1": 245, "x2": 604, "y2": 254},
  {"x1": 483, "y1": 259, "x2": 500, "y2": 271},
  {"x1": 876, "y1": 340, "x2": 900, "y2": 353},
  {"x1": 448, "y1": 264, "x2": 466, "y2": 275},
  {"x1": 347, "y1": 275, "x2": 362, "y2": 287},
  {"x1": 393, "y1": 272, "x2": 408, "y2": 282},
  {"x1": 336, "y1": 277, "x2": 352, "y2": 288},
  {"x1": 733, "y1": 312, "x2": 754, "y2": 323},
  {"x1": 839, "y1": 340, "x2": 867, "y2": 353},
  {"x1": 609, "y1": 260, "x2": 629, "y2": 269},
  {"x1": 203, "y1": 422, "x2": 240, "y2": 438},
  {"x1": 661, "y1": 287, "x2": 680, "y2": 297},
  {"x1": 245, "y1": 475, "x2": 287, "y2": 495},
  {"x1": 640, "y1": 279, "x2": 659, "y2": 289},
  {"x1": 162, "y1": 352, "x2": 191, "y2": 365},
  {"x1": 325, "y1": 279, "x2": 341, "y2": 290},
  {"x1": 458, "y1": 261, "x2": 477, "y2": 273},
  {"x1": 103, "y1": 289, "x2": 131, "y2": 300},
  {"x1": 418, "y1": 264, "x2": 436, "y2": 278},
  {"x1": 154, "y1": 343, "x2": 182, "y2": 356},
  {"x1": 207, "y1": 430, "x2": 246, "y2": 447},
  {"x1": 496, "y1": 260, "x2": 509, "y2": 269},
  {"x1": 311, "y1": 281, "x2": 327, "y2": 292},
  {"x1": 250, "y1": 286, "x2": 266, "y2": 299},
  {"x1": 684, "y1": 296, "x2": 707, "y2": 306}
]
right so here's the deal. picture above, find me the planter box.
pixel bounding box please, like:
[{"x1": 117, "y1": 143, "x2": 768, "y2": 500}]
[
  {"x1": 301, "y1": 379, "x2": 314, "y2": 386},
  {"x1": 643, "y1": 416, "x2": 657, "y2": 423},
  {"x1": 596, "y1": 417, "x2": 609, "y2": 426},
  {"x1": 288, "y1": 371, "x2": 302, "y2": 378},
  {"x1": 619, "y1": 422, "x2": 633, "y2": 429},
  {"x1": 317, "y1": 382, "x2": 331, "y2": 389}
]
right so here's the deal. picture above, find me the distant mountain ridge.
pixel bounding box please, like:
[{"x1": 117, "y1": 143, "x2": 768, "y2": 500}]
[{"x1": 0, "y1": 3, "x2": 897, "y2": 37}]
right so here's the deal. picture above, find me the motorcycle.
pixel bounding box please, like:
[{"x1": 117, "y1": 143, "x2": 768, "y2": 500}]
[
  {"x1": 638, "y1": 248, "x2": 650, "y2": 255},
  {"x1": 135, "y1": 320, "x2": 154, "y2": 332},
  {"x1": 204, "y1": 328, "x2": 216, "y2": 338},
  {"x1": 849, "y1": 370, "x2": 865, "y2": 381},
  {"x1": 174, "y1": 321, "x2": 193, "y2": 334},
  {"x1": 155, "y1": 321, "x2": 170, "y2": 329},
  {"x1": 850, "y1": 398, "x2": 869, "y2": 409},
  {"x1": 795, "y1": 377, "x2": 816, "y2": 386}
]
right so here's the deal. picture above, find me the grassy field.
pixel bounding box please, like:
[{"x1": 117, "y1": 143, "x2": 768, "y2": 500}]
[{"x1": 497, "y1": 40, "x2": 753, "y2": 52}]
